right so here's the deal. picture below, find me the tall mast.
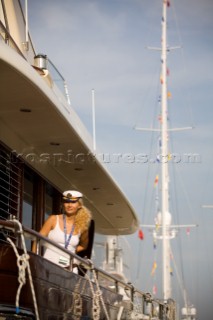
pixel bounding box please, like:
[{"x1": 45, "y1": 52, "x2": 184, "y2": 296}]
[
  {"x1": 135, "y1": 0, "x2": 173, "y2": 299},
  {"x1": 161, "y1": 0, "x2": 171, "y2": 300},
  {"x1": 138, "y1": 1, "x2": 197, "y2": 317}
]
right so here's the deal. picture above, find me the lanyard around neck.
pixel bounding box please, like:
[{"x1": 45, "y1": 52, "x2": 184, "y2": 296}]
[{"x1": 63, "y1": 214, "x2": 75, "y2": 249}]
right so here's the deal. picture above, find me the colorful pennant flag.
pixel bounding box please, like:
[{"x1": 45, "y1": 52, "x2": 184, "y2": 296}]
[
  {"x1": 155, "y1": 223, "x2": 160, "y2": 231},
  {"x1": 138, "y1": 228, "x2": 144, "y2": 240},
  {"x1": 154, "y1": 175, "x2": 159, "y2": 187},
  {"x1": 158, "y1": 114, "x2": 162, "y2": 123},
  {"x1": 153, "y1": 285, "x2": 157, "y2": 295},
  {"x1": 164, "y1": 0, "x2": 170, "y2": 6},
  {"x1": 186, "y1": 227, "x2": 190, "y2": 236},
  {"x1": 151, "y1": 261, "x2": 157, "y2": 276}
]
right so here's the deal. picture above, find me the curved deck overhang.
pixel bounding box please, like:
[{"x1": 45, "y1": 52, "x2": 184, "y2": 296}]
[{"x1": 0, "y1": 42, "x2": 139, "y2": 235}]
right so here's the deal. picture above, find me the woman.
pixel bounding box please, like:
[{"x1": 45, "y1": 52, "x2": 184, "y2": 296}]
[{"x1": 33, "y1": 190, "x2": 92, "y2": 271}]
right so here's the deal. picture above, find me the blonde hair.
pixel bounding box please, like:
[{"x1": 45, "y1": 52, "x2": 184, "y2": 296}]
[{"x1": 73, "y1": 198, "x2": 92, "y2": 233}]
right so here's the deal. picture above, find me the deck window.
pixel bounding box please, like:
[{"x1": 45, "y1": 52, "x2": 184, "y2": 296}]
[
  {"x1": 23, "y1": 169, "x2": 34, "y2": 228},
  {"x1": 0, "y1": 143, "x2": 61, "y2": 232}
]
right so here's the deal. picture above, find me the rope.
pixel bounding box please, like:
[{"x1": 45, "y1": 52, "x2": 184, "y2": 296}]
[
  {"x1": 7, "y1": 237, "x2": 29, "y2": 314},
  {"x1": 8, "y1": 218, "x2": 40, "y2": 320},
  {"x1": 73, "y1": 292, "x2": 82, "y2": 319},
  {"x1": 82, "y1": 260, "x2": 110, "y2": 320},
  {"x1": 64, "y1": 276, "x2": 84, "y2": 319},
  {"x1": 92, "y1": 269, "x2": 110, "y2": 320},
  {"x1": 123, "y1": 286, "x2": 143, "y2": 318},
  {"x1": 72, "y1": 277, "x2": 83, "y2": 318},
  {"x1": 84, "y1": 272, "x2": 101, "y2": 319}
]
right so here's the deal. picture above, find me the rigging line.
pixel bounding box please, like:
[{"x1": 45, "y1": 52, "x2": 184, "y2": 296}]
[
  {"x1": 170, "y1": 246, "x2": 189, "y2": 307},
  {"x1": 168, "y1": 125, "x2": 189, "y2": 292},
  {"x1": 170, "y1": 0, "x2": 183, "y2": 49},
  {"x1": 168, "y1": 110, "x2": 197, "y2": 223},
  {"x1": 136, "y1": 67, "x2": 164, "y2": 282},
  {"x1": 199, "y1": 162, "x2": 213, "y2": 295},
  {"x1": 133, "y1": 0, "x2": 162, "y2": 129},
  {"x1": 199, "y1": 199, "x2": 213, "y2": 297},
  {"x1": 170, "y1": 0, "x2": 195, "y2": 129},
  {"x1": 135, "y1": 237, "x2": 142, "y2": 281},
  {"x1": 168, "y1": 118, "x2": 181, "y2": 227},
  {"x1": 173, "y1": 163, "x2": 198, "y2": 223},
  {"x1": 141, "y1": 73, "x2": 162, "y2": 218},
  {"x1": 170, "y1": 129, "x2": 199, "y2": 307},
  {"x1": 137, "y1": 147, "x2": 161, "y2": 285},
  {"x1": 145, "y1": 0, "x2": 161, "y2": 40},
  {"x1": 200, "y1": 155, "x2": 213, "y2": 209},
  {"x1": 136, "y1": 156, "x2": 158, "y2": 281},
  {"x1": 205, "y1": 232, "x2": 213, "y2": 296},
  {"x1": 149, "y1": 239, "x2": 161, "y2": 294},
  {"x1": 151, "y1": 68, "x2": 162, "y2": 129},
  {"x1": 120, "y1": 235, "x2": 132, "y2": 277},
  {"x1": 168, "y1": 100, "x2": 197, "y2": 305},
  {"x1": 133, "y1": 57, "x2": 161, "y2": 128},
  {"x1": 194, "y1": 227, "x2": 200, "y2": 309}
]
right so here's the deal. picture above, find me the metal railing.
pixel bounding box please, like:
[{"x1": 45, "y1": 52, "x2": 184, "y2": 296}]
[
  {"x1": 0, "y1": 219, "x2": 176, "y2": 320},
  {"x1": 0, "y1": 21, "x2": 71, "y2": 106},
  {"x1": 47, "y1": 58, "x2": 71, "y2": 105},
  {"x1": 0, "y1": 21, "x2": 26, "y2": 58}
]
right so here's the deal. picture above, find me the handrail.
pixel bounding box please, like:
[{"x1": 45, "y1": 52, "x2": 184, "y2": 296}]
[
  {"x1": 0, "y1": 220, "x2": 132, "y2": 287},
  {"x1": 0, "y1": 21, "x2": 70, "y2": 105},
  {"x1": 0, "y1": 21, "x2": 26, "y2": 59},
  {"x1": 47, "y1": 58, "x2": 71, "y2": 105},
  {"x1": 0, "y1": 219, "x2": 176, "y2": 319}
]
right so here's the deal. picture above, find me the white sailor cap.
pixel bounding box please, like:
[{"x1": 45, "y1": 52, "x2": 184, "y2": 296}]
[{"x1": 62, "y1": 190, "x2": 83, "y2": 202}]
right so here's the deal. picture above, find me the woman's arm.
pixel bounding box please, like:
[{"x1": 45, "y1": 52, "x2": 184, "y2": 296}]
[
  {"x1": 32, "y1": 215, "x2": 56, "y2": 253},
  {"x1": 39, "y1": 215, "x2": 56, "y2": 237},
  {"x1": 76, "y1": 229, "x2": 89, "y2": 253}
]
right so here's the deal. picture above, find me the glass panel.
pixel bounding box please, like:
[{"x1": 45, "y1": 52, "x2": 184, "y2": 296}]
[
  {"x1": 23, "y1": 170, "x2": 33, "y2": 250},
  {"x1": 22, "y1": 200, "x2": 32, "y2": 228},
  {"x1": 0, "y1": 1, "x2": 6, "y2": 27},
  {"x1": 45, "y1": 183, "x2": 54, "y2": 220},
  {"x1": 23, "y1": 171, "x2": 33, "y2": 225}
]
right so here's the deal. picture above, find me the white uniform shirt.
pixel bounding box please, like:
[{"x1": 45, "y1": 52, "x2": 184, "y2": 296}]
[{"x1": 43, "y1": 215, "x2": 80, "y2": 267}]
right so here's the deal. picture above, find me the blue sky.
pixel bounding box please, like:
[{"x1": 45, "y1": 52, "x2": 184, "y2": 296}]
[{"x1": 28, "y1": 0, "x2": 213, "y2": 318}]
